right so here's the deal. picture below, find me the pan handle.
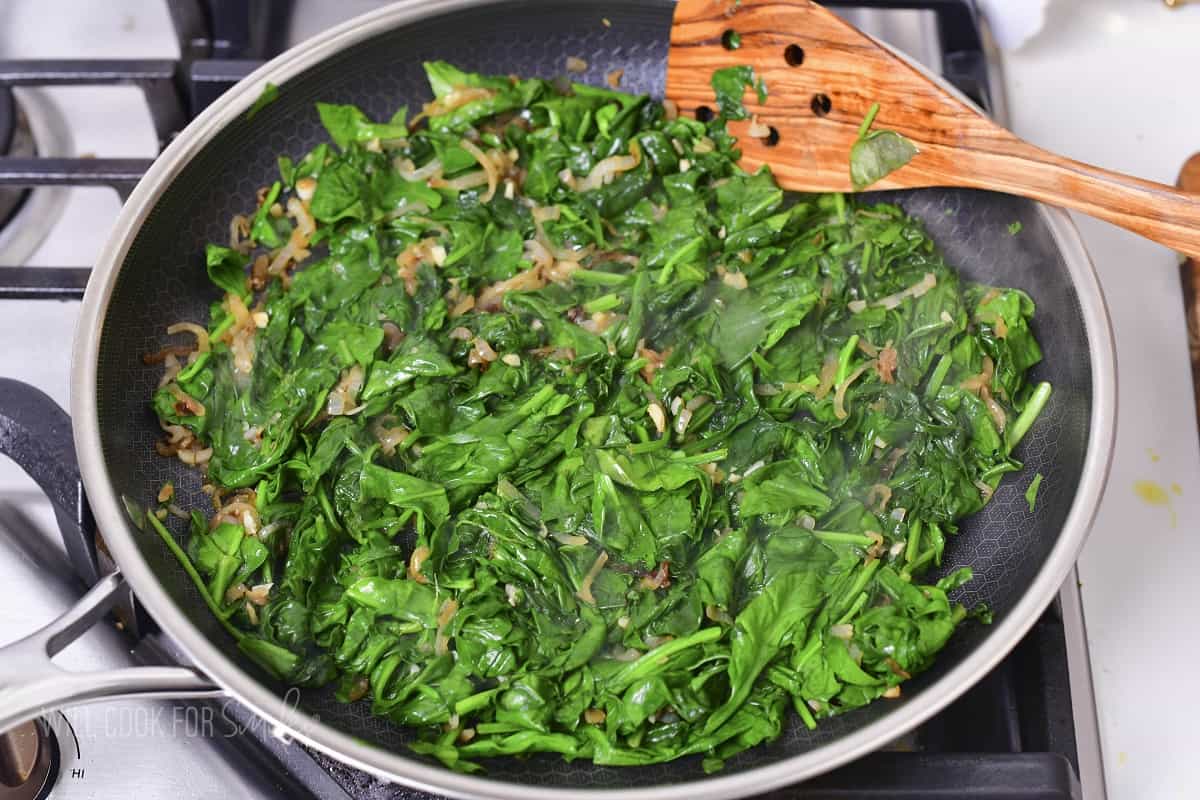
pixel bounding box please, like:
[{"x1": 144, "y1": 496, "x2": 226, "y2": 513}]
[
  {"x1": 0, "y1": 570, "x2": 223, "y2": 732},
  {"x1": 0, "y1": 378, "x2": 99, "y2": 584}
]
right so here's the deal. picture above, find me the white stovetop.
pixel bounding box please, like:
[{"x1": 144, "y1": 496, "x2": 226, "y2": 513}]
[
  {"x1": 0, "y1": 1, "x2": 1197, "y2": 798},
  {"x1": 998, "y1": 2, "x2": 1200, "y2": 798}
]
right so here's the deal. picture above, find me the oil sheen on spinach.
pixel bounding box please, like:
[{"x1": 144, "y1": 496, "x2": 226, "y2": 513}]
[{"x1": 148, "y1": 61, "x2": 1050, "y2": 773}]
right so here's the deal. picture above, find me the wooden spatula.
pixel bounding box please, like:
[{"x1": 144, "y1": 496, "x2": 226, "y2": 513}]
[{"x1": 666, "y1": 0, "x2": 1200, "y2": 258}]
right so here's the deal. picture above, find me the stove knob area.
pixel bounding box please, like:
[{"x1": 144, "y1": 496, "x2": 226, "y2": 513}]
[{"x1": 0, "y1": 720, "x2": 57, "y2": 800}]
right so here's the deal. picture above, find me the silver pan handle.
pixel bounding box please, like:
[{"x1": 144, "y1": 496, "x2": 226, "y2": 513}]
[{"x1": 0, "y1": 570, "x2": 223, "y2": 732}]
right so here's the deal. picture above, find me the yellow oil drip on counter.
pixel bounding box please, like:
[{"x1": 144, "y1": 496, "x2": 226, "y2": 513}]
[{"x1": 1133, "y1": 479, "x2": 1177, "y2": 527}]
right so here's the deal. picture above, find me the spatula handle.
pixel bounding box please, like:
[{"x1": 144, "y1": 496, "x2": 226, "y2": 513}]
[
  {"x1": 1176, "y1": 154, "x2": 1200, "y2": 431},
  {"x1": 951, "y1": 141, "x2": 1200, "y2": 259}
]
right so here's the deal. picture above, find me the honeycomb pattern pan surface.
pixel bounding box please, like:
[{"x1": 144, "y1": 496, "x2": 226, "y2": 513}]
[{"x1": 71, "y1": 1, "x2": 1116, "y2": 797}]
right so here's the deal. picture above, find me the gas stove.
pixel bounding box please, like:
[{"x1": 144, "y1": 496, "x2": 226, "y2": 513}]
[{"x1": 0, "y1": 2, "x2": 1103, "y2": 799}]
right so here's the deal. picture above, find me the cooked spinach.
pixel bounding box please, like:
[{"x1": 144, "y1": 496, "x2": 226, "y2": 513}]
[
  {"x1": 149, "y1": 61, "x2": 1048, "y2": 772},
  {"x1": 1025, "y1": 473, "x2": 1043, "y2": 511},
  {"x1": 246, "y1": 82, "x2": 279, "y2": 121},
  {"x1": 849, "y1": 103, "x2": 919, "y2": 191},
  {"x1": 710, "y1": 65, "x2": 767, "y2": 120}
]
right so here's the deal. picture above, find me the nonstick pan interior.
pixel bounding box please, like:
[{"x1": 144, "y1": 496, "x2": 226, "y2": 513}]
[{"x1": 91, "y1": 0, "x2": 1095, "y2": 789}]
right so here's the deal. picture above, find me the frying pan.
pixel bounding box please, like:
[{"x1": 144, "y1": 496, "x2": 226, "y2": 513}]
[{"x1": 0, "y1": 1, "x2": 1116, "y2": 797}]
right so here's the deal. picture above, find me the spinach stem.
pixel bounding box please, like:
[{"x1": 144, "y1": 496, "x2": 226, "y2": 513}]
[
  {"x1": 836, "y1": 335, "x2": 860, "y2": 385},
  {"x1": 924, "y1": 354, "x2": 953, "y2": 399},
  {"x1": 175, "y1": 351, "x2": 211, "y2": 383},
  {"x1": 583, "y1": 293, "x2": 622, "y2": 313},
  {"x1": 902, "y1": 546, "x2": 937, "y2": 581},
  {"x1": 856, "y1": 102, "x2": 881, "y2": 139},
  {"x1": 835, "y1": 558, "x2": 881, "y2": 618},
  {"x1": 811, "y1": 530, "x2": 875, "y2": 547},
  {"x1": 904, "y1": 519, "x2": 923, "y2": 565},
  {"x1": 146, "y1": 513, "x2": 243, "y2": 640},
  {"x1": 456, "y1": 688, "x2": 502, "y2": 715},
  {"x1": 1006, "y1": 381, "x2": 1052, "y2": 450},
  {"x1": 795, "y1": 697, "x2": 818, "y2": 730},
  {"x1": 837, "y1": 590, "x2": 869, "y2": 625},
  {"x1": 607, "y1": 627, "x2": 722, "y2": 691}
]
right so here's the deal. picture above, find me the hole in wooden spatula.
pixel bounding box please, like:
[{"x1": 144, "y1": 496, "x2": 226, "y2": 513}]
[
  {"x1": 721, "y1": 29, "x2": 741, "y2": 50},
  {"x1": 784, "y1": 44, "x2": 805, "y2": 66},
  {"x1": 695, "y1": 105, "x2": 714, "y2": 122},
  {"x1": 811, "y1": 93, "x2": 832, "y2": 116}
]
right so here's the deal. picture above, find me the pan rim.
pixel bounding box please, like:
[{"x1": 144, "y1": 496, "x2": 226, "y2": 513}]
[{"x1": 71, "y1": 1, "x2": 1117, "y2": 798}]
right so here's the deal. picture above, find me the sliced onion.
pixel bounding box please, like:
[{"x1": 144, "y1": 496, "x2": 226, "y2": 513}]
[
  {"x1": 476, "y1": 265, "x2": 545, "y2": 311},
  {"x1": 229, "y1": 214, "x2": 251, "y2": 253},
  {"x1": 721, "y1": 270, "x2": 748, "y2": 290},
  {"x1": 647, "y1": 402, "x2": 666, "y2": 435},
  {"x1": 157, "y1": 353, "x2": 181, "y2": 388},
  {"x1": 575, "y1": 550, "x2": 609, "y2": 606},
  {"x1": 412, "y1": 87, "x2": 495, "y2": 127},
  {"x1": 867, "y1": 483, "x2": 892, "y2": 512},
  {"x1": 523, "y1": 238, "x2": 553, "y2": 270},
  {"x1": 326, "y1": 364, "x2": 364, "y2": 416},
  {"x1": 408, "y1": 546, "x2": 431, "y2": 584},
  {"x1": 167, "y1": 322, "x2": 211, "y2": 353},
  {"x1": 579, "y1": 310, "x2": 617, "y2": 334},
  {"x1": 178, "y1": 446, "x2": 212, "y2": 466},
  {"x1": 815, "y1": 355, "x2": 839, "y2": 400},
  {"x1": 531, "y1": 205, "x2": 593, "y2": 263},
  {"x1": 396, "y1": 237, "x2": 444, "y2": 295},
  {"x1": 610, "y1": 645, "x2": 642, "y2": 662},
  {"x1": 830, "y1": 623, "x2": 854, "y2": 640},
  {"x1": 434, "y1": 598, "x2": 459, "y2": 656},
  {"x1": 266, "y1": 223, "x2": 312, "y2": 277},
  {"x1": 833, "y1": 362, "x2": 873, "y2": 420},
  {"x1": 981, "y1": 386, "x2": 1008, "y2": 432},
  {"x1": 167, "y1": 383, "x2": 206, "y2": 417},
  {"x1": 960, "y1": 355, "x2": 996, "y2": 394},
  {"x1": 395, "y1": 157, "x2": 443, "y2": 182},
  {"x1": 531, "y1": 205, "x2": 561, "y2": 223},
  {"x1": 431, "y1": 170, "x2": 489, "y2": 191},
  {"x1": 245, "y1": 582, "x2": 273, "y2": 605},
  {"x1": 545, "y1": 259, "x2": 582, "y2": 285},
  {"x1": 295, "y1": 178, "x2": 317, "y2": 204},
  {"x1": 637, "y1": 339, "x2": 668, "y2": 383},
  {"x1": 468, "y1": 336, "x2": 498, "y2": 367},
  {"x1": 287, "y1": 196, "x2": 315, "y2": 239},
  {"x1": 875, "y1": 272, "x2": 937, "y2": 310},
  {"x1": 374, "y1": 423, "x2": 410, "y2": 457},
  {"x1": 876, "y1": 346, "x2": 899, "y2": 384},
  {"x1": 565, "y1": 142, "x2": 641, "y2": 193}
]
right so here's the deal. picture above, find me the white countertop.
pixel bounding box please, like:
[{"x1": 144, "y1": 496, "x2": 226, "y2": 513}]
[{"x1": 998, "y1": 1, "x2": 1200, "y2": 797}]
